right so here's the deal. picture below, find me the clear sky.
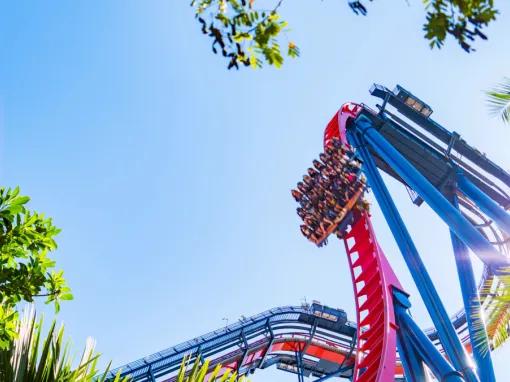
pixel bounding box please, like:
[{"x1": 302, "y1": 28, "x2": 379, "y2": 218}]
[{"x1": 1, "y1": 1, "x2": 509, "y2": 381}]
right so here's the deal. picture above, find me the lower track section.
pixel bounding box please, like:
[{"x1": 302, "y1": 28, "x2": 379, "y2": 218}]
[{"x1": 106, "y1": 305, "x2": 357, "y2": 381}]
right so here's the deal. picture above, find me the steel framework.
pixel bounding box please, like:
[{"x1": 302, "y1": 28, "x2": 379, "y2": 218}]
[
  {"x1": 106, "y1": 84, "x2": 510, "y2": 381},
  {"x1": 321, "y1": 84, "x2": 509, "y2": 381},
  {"x1": 105, "y1": 304, "x2": 359, "y2": 381}
]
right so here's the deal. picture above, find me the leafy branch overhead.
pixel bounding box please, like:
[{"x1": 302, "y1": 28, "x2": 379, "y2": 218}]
[
  {"x1": 191, "y1": 0, "x2": 499, "y2": 69},
  {"x1": 191, "y1": 0, "x2": 298, "y2": 70},
  {"x1": 424, "y1": 0, "x2": 497, "y2": 52},
  {"x1": 0, "y1": 187, "x2": 71, "y2": 349}
]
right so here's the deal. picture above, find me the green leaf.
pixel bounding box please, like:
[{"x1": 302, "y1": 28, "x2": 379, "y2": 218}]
[
  {"x1": 0, "y1": 186, "x2": 69, "y2": 346},
  {"x1": 10, "y1": 196, "x2": 30, "y2": 206},
  {"x1": 486, "y1": 77, "x2": 510, "y2": 124}
]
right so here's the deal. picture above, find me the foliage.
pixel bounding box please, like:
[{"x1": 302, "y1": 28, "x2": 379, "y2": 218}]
[
  {"x1": 472, "y1": 274, "x2": 510, "y2": 354},
  {"x1": 0, "y1": 306, "x2": 127, "y2": 382},
  {"x1": 484, "y1": 274, "x2": 510, "y2": 349},
  {"x1": 0, "y1": 186, "x2": 71, "y2": 348},
  {"x1": 423, "y1": 0, "x2": 497, "y2": 52},
  {"x1": 176, "y1": 355, "x2": 249, "y2": 382},
  {"x1": 191, "y1": 0, "x2": 499, "y2": 69},
  {"x1": 191, "y1": 0, "x2": 297, "y2": 70},
  {"x1": 487, "y1": 77, "x2": 510, "y2": 124}
]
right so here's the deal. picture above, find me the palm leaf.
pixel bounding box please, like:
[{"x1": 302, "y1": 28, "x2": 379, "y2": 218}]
[
  {"x1": 0, "y1": 306, "x2": 130, "y2": 382},
  {"x1": 208, "y1": 364, "x2": 222, "y2": 381},
  {"x1": 471, "y1": 273, "x2": 510, "y2": 354},
  {"x1": 176, "y1": 355, "x2": 189, "y2": 382},
  {"x1": 28, "y1": 314, "x2": 42, "y2": 379},
  {"x1": 188, "y1": 354, "x2": 202, "y2": 380},
  {"x1": 196, "y1": 359, "x2": 210, "y2": 381},
  {"x1": 173, "y1": 354, "x2": 251, "y2": 382},
  {"x1": 219, "y1": 370, "x2": 234, "y2": 382},
  {"x1": 487, "y1": 77, "x2": 510, "y2": 124}
]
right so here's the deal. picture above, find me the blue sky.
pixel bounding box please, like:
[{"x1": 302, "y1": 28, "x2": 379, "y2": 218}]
[{"x1": 1, "y1": 1, "x2": 509, "y2": 380}]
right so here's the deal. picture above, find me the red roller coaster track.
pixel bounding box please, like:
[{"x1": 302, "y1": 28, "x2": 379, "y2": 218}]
[{"x1": 325, "y1": 103, "x2": 404, "y2": 381}]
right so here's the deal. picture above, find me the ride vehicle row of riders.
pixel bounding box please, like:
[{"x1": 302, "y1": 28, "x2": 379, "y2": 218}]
[{"x1": 292, "y1": 137, "x2": 368, "y2": 246}]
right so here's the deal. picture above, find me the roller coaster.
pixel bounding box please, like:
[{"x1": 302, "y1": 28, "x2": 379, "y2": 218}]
[{"x1": 106, "y1": 84, "x2": 510, "y2": 381}]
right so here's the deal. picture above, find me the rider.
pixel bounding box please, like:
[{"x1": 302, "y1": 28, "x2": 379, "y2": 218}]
[
  {"x1": 319, "y1": 152, "x2": 333, "y2": 167},
  {"x1": 307, "y1": 167, "x2": 319, "y2": 178},
  {"x1": 296, "y1": 207, "x2": 307, "y2": 219},
  {"x1": 297, "y1": 181, "x2": 309, "y2": 194},
  {"x1": 303, "y1": 174, "x2": 316, "y2": 188},
  {"x1": 313, "y1": 159, "x2": 325, "y2": 172},
  {"x1": 291, "y1": 189, "x2": 303, "y2": 202},
  {"x1": 300, "y1": 225, "x2": 313, "y2": 240}
]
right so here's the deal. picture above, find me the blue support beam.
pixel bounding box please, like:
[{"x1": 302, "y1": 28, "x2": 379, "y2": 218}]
[
  {"x1": 354, "y1": 115, "x2": 509, "y2": 275},
  {"x1": 313, "y1": 371, "x2": 342, "y2": 382},
  {"x1": 397, "y1": 315, "x2": 463, "y2": 381},
  {"x1": 395, "y1": 326, "x2": 427, "y2": 382},
  {"x1": 393, "y1": 290, "x2": 464, "y2": 382},
  {"x1": 313, "y1": 365, "x2": 352, "y2": 382},
  {"x1": 458, "y1": 173, "x2": 510, "y2": 236},
  {"x1": 238, "y1": 330, "x2": 250, "y2": 375},
  {"x1": 295, "y1": 351, "x2": 305, "y2": 382},
  {"x1": 258, "y1": 319, "x2": 275, "y2": 368},
  {"x1": 302, "y1": 321, "x2": 318, "y2": 355},
  {"x1": 314, "y1": 325, "x2": 356, "y2": 382},
  {"x1": 449, "y1": 191, "x2": 496, "y2": 382},
  {"x1": 350, "y1": 130, "x2": 478, "y2": 382},
  {"x1": 147, "y1": 366, "x2": 156, "y2": 382}
]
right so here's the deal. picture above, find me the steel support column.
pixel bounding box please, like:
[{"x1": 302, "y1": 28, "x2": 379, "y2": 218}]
[
  {"x1": 147, "y1": 366, "x2": 156, "y2": 382},
  {"x1": 313, "y1": 365, "x2": 351, "y2": 382},
  {"x1": 237, "y1": 330, "x2": 249, "y2": 375},
  {"x1": 449, "y1": 190, "x2": 496, "y2": 382},
  {"x1": 350, "y1": 130, "x2": 477, "y2": 382},
  {"x1": 394, "y1": 290, "x2": 463, "y2": 382},
  {"x1": 302, "y1": 321, "x2": 318, "y2": 355},
  {"x1": 395, "y1": 324, "x2": 426, "y2": 382},
  {"x1": 258, "y1": 320, "x2": 274, "y2": 368},
  {"x1": 396, "y1": 312, "x2": 463, "y2": 381},
  {"x1": 354, "y1": 115, "x2": 509, "y2": 274},
  {"x1": 458, "y1": 173, "x2": 510, "y2": 236},
  {"x1": 295, "y1": 351, "x2": 305, "y2": 382},
  {"x1": 313, "y1": 370, "x2": 342, "y2": 382},
  {"x1": 313, "y1": 326, "x2": 356, "y2": 382}
]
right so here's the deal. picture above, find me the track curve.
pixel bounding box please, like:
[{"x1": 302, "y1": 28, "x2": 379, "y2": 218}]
[
  {"x1": 323, "y1": 100, "x2": 510, "y2": 381},
  {"x1": 105, "y1": 305, "x2": 358, "y2": 381}
]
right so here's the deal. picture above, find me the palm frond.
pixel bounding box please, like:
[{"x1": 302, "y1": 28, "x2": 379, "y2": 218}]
[
  {"x1": 0, "y1": 306, "x2": 130, "y2": 382},
  {"x1": 471, "y1": 274, "x2": 510, "y2": 354},
  {"x1": 175, "y1": 354, "x2": 250, "y2": 382},
  {"x1": 487, "y1": 77, "x2": 510, "y2": 124}
]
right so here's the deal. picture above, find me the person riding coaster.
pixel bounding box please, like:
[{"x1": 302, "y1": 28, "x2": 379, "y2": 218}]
[
  {"x1": 307, "y1": 167, "x2": 319, "y2": 178},
  {"x1": 296, "y1": 207, "x2": 307, "y2": 219},
  {"x1": 291, "y1": 189, "x2": 303, "y2": 202},
  {"x1": 296, "y1": 181, "x2": 309, "y2": 194},
  {"x1": 294, "y1": 144, "x2": 367, "y2": 245},
  {"x1": 313, "y1": 159, "x2": 325, "y2": 171}
]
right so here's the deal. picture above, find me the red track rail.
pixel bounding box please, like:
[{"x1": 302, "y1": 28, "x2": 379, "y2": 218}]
[
  {"x1": 325, "y1": 103, "x2": 403, "y2": 382},
  {"x1": 343, "y1": 212, "x2": 401, "y2": 381}
]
